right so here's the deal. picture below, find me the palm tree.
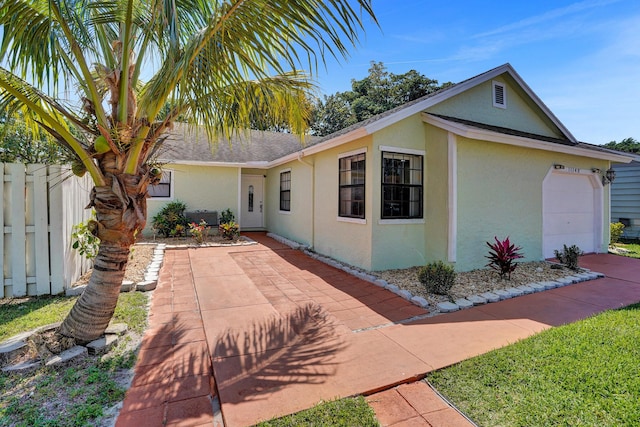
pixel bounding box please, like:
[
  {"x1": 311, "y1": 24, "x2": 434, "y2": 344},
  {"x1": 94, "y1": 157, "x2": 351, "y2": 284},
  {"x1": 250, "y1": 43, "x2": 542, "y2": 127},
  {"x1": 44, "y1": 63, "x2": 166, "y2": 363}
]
[{"x1": 0, "y1": 0, "x2": 376, "y2": 344}]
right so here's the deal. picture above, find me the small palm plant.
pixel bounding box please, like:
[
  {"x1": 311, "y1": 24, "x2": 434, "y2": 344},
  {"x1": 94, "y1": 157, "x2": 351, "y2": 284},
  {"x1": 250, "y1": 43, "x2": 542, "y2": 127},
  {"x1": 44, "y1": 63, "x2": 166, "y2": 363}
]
[{"x1": 486, "y1": 236, "x2": 524, "y2": 280}]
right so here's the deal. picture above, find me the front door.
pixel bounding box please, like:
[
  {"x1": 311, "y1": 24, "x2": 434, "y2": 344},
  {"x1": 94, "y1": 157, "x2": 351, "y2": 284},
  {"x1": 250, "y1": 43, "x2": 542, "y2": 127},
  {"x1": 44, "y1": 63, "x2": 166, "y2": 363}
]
[{"x1": 241, "y1": 175, "x2": 264, "y2": 229}]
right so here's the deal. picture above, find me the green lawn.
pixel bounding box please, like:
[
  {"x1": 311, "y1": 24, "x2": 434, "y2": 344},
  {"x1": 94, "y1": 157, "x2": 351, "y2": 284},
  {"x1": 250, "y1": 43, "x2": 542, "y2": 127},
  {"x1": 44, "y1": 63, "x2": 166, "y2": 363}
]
[
  {"x1": 613, "y1": 242, "x2": 640, "y2": 259},
  {"x1": 0, "y1": 292, "x2": 148, "y2": 427},
  {"x1": 255, "y1": 397, "x2": 378, "y2": 427},
  {"x1": 428, "y1": 303, "x2": 640, "y2": 427}
]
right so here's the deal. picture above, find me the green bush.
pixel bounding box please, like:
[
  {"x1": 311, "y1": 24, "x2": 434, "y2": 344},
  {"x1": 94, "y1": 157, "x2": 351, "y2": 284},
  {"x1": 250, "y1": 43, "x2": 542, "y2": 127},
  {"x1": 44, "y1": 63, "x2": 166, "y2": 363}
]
[
  {"x1": 610, "y1": 222, "x2": 625, "y2": 245},
  {"x1": 554, "y1": 244, "x2": 583, "y2": 271},
  {"x1": 220, "y1": 208, "x2": 235, "y2": 225},
  {"x1": 71, "y1": 211, "x2": 100, "y2": 260},
  {"x1": 417, "y1": 261, "x2": 456, "y2": 295},
  {"x1": 151, "y1": 200, "x2": 188, "y2": 237},
  {"x1": 219, "y1": 221, "x2": 240, "y2": 240}
]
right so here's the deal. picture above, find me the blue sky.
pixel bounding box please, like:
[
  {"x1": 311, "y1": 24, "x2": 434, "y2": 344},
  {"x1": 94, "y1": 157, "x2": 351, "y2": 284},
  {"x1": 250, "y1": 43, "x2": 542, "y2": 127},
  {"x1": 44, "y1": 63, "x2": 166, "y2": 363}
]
[{"x1": 314, "y1": 0, "x2": 640, "y2": 145}]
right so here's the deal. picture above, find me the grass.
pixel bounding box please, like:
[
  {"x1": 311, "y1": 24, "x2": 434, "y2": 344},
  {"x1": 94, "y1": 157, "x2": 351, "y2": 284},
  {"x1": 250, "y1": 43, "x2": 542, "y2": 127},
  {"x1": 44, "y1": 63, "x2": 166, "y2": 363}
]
[
  {"x1": 428, "y1": 302, "x2": 640, "y2": 427},
  {"x1": 612, "y1": 241, "x2": 640, "y2": 259},
  {"x1": 0, "y1": 291, "x2": 148, "y2": 427},
  {"x1": 254, "y1": 396, "x2": 379, "y2": 427}
]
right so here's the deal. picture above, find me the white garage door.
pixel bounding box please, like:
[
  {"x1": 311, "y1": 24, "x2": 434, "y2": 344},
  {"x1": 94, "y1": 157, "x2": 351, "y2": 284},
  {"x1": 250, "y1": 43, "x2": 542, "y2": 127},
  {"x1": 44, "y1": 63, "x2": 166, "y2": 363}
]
[{"x1": 543, "y1": 171, "x2": 601, "y2": 258}]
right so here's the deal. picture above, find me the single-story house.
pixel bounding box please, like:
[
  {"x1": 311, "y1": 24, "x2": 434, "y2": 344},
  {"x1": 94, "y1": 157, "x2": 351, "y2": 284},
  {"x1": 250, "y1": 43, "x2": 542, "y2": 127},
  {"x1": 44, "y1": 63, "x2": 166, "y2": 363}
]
[
  {"x1": 146, "y1": 63, "x2": 634, "y2": 271},
  {"x1": 611, "y1": 157, "x2": 640, "y2": 239}
]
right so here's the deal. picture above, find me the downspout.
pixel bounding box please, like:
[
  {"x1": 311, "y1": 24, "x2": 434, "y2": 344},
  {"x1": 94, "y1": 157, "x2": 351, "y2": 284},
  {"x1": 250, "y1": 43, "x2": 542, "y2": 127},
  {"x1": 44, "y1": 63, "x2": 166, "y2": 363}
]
[{"x1": 297, "y1": 152, "x2": 315, "y2": 249}]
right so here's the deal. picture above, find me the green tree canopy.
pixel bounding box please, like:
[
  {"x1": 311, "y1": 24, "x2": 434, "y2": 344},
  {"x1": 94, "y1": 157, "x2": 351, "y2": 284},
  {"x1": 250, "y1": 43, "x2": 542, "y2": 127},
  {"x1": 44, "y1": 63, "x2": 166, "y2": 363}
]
[
  {"x1": 604, "y1": 137, "x2": 640, "y2": 154},
  {"x1": 0, "y1": 0, "x2": 376, "y2": 343},
  {"x1": 0, "y1": 112, "x2": 73, "y2": 163},
  {"x1": 311, "y1": 61, "x2": 452, "y2": 136}
]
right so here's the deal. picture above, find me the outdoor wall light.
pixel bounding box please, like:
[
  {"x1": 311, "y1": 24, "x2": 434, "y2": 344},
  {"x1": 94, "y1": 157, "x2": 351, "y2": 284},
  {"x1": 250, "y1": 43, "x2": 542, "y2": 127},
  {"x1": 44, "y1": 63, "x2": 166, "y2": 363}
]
[
  {"x1": 554, "y1": 164, "x2": 565, "y2": 170},
  {"x1": 591, "y1": 168, "x2": 601, "y2": 174},
  {"x1": 602, "y1": 168, "x2": 616, "y2": 186}
]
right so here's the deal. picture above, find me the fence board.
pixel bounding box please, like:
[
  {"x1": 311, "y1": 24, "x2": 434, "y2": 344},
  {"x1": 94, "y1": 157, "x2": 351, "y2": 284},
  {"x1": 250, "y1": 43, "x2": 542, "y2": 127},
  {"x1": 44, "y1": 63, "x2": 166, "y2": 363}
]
[
  {"x1": 30, "y1": 164, "x2": 51, "y2": 295},
  {"x1": 9, "y1": 164, "x2": 27, "y2": 297},
  {"x1": 0, "y1": 164, "x2": 4, "y2": 298},
  {"x1": 48, "y1": 165, "x2": 65, "y2": 295}
]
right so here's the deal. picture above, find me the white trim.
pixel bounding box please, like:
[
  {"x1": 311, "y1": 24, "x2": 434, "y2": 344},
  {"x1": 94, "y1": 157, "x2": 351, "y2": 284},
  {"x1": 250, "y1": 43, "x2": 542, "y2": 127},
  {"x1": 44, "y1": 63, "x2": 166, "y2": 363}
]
[
  {"x1": 279, "y1": 167, "x2": 292, "y2": 173},
  {"x1": 379, "y1": 145, "x2": 426, "y2": 156},
  {"x1": 237, "y1": 168, "x2": 242, "y2": 225},
  {"x1": 337, "y1": 217, "x2": 367, "y2": 225},
  {"x1": 148, "y1": 169, "x2": 174, "y2": 200},
  {"x1": 422, "y1": 113, "x2": 633, "y2": 163},
  {"x1": 278, "y1": 210, "x2": 292, "y2": 215},
  {"x1": 338, "y1": 146, "x2": 367, "y2": 159},
  {"x1": 448, "y1": 133, "x2": 457, "y2": 263},
  {"x1": 378, "y1": 218, "x2": 425, "y2": 225},
  {"x1": 492, "y1": 80, "x2": 507, "y2": 109},
  {"x1": 279, "y1": 168, "x2": 292, "y2": 213}
]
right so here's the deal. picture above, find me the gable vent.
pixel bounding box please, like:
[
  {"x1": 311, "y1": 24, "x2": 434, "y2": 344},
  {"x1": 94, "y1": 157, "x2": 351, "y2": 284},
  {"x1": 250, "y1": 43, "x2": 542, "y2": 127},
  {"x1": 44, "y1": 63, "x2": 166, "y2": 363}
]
[{"x1": 492, "y1": 81, "x2": 506, "y2": 109}]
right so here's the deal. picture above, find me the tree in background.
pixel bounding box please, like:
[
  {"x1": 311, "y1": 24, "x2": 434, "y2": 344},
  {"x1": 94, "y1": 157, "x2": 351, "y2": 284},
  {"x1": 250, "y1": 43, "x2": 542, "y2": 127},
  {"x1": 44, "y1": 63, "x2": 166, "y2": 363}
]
[
  {"x1": 604, "y1": 137, "x2": 640, "y2": 154},
  {"x1": 0, "y1": 0, "x2": 376, "y2": 344},
  {"x1": 0, "y1": 112, "x2": 72, "y2": 164},
  {"x1": 311, "y1": 61, "x2": 452, "y2": 136}
]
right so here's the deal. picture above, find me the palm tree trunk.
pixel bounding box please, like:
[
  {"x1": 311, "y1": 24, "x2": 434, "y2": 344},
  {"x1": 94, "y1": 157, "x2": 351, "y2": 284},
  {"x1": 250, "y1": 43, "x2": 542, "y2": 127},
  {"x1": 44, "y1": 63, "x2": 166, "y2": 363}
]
[{"x1": 59, "y1": 166, "x2": 148, "y2": 344}]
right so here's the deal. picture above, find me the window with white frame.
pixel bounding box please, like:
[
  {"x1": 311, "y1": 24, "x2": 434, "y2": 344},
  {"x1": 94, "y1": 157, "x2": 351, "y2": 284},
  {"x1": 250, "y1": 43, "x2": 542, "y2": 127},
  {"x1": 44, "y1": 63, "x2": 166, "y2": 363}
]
[
  {"x1": 280, "y1": 170, "x2": 291, "y2": 212},
  {"x1": 339, "y1": 152, "x2": 366, "y2": 218},
  {"x1": 381, "y1": 152, "x2": 423, "y2": 219},
  {"x1": 148, "y1": 170, "x2": 173, "y2": 199}
]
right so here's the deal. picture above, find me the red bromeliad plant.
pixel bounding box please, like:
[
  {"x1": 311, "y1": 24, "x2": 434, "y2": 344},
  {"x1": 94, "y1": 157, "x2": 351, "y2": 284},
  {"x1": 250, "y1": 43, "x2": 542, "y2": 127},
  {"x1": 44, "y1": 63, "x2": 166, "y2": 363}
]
[{"x1": 486, "y1": 236, "x2": 524, "y2": 279}]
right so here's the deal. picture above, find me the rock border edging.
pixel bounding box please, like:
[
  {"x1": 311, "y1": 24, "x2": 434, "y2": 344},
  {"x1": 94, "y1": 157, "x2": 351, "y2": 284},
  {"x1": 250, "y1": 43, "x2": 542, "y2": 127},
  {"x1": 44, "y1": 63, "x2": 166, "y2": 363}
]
[{"x1": 265, "y1": 232, "x2": 606, "y2": 315}]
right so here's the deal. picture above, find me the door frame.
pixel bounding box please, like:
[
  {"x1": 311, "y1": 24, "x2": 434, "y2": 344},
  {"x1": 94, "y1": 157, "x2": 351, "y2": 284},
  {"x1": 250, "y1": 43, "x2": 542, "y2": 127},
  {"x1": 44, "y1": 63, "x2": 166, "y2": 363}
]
[{"x1": 239, "y1": 173, "x2": 265, "y2": 230}]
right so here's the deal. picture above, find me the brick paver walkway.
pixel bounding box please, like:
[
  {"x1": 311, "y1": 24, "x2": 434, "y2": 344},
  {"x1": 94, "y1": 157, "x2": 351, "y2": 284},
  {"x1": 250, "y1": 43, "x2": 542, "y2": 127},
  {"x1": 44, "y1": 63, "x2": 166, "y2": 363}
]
[{"x1": 116, "y1": 235, "x2": 640, "y2": 427}]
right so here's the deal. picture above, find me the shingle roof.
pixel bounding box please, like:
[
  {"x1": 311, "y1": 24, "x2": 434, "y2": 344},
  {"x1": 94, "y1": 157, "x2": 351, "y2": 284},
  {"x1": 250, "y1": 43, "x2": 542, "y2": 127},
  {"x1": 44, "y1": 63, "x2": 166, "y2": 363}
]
[{"x1": 156, "y1": 124, "x2": 322, "y2": 164}]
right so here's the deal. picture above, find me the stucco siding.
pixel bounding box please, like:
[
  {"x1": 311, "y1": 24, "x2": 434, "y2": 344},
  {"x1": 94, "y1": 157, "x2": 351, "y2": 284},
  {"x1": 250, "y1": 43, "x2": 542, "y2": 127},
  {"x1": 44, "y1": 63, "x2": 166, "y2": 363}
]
[
  {"x1": 312, "y1": 137, "x2": 373, "y2": 271},
  {"x1": 371, "y1": 115, "x2": 429, "y2": 270},
  {"x1": 455, "y1": 138, "x2": 610, "y2": 271},
  {"x1": 265, "y1": 159, "x2": 314, "y2": 246},
  {"x1": 144, "y1": 164, "x2": 239, "y2": 235},
  {"x1": 428, "y1": 76, "x2": 564, "y2": 139}
]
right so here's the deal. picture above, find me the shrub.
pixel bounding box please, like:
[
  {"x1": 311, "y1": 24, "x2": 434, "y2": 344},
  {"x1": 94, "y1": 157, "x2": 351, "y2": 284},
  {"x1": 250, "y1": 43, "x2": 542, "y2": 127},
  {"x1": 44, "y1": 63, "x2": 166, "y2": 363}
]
[
  {"x1": 219, "y1": 221, "x2": 240, "y2": 240},
  {"x1": 486, "y1": 236, "x2": 524, "y2": 280},
  {"x1": 71, "y1": 212, "x2": 100, "y2": 260},
  {"x1": 554, "y1": 244, "x2": 583, "y2": 271},
  {"x1": 189, "y1": 220, "x2": 210, "y2": 243},
  {"x1": 610, "y1": 222, "x2": 625, "y2": 246},
  {"x1": 220, "y1": 208, "x2": 235, "y2": 225},
  {"x1": 152, "y1": 201, "x2": 188, "y2": 237},
  {"x1": 417, "y1": 261, "x2": 456, "y2": 295}
]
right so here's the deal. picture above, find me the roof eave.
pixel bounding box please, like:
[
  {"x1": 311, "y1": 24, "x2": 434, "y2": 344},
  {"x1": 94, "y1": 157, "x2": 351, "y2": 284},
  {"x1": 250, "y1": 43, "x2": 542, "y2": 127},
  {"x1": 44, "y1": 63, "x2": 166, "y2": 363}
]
[{"x1": 422, "y1": 113, "x2": 633, "y2": 163}]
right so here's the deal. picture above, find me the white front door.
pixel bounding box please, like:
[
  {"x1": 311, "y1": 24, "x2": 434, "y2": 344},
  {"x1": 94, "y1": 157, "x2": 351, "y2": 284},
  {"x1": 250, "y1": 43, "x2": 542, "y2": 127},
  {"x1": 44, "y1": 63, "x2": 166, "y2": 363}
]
[{"x1": 241, "y1": 175, "x2": 264, "y2": 229}]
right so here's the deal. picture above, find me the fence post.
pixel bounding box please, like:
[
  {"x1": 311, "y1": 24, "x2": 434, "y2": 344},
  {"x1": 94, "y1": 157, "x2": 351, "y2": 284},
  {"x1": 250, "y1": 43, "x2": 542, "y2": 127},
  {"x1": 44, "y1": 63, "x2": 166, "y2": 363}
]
[
  {"x1": 30, "y1": 164, "x2": 51, "y2": 295},
  {"x1": 9, "y1": 164, "x2": 27, "y2": 297}
]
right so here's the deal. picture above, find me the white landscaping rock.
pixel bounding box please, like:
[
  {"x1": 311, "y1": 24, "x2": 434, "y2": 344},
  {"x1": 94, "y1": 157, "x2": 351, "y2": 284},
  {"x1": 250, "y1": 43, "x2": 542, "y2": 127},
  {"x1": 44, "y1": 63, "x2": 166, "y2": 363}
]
[
  {"x1": 437, "y1": 301, "x2": 459, "y2": 313},
  {"x1": 516, "y1": 285, "x2": 534, "y2": 294},
  {"x1": 480, "y1": 292, "x2": 501, "y2": 303},
  {"x1": 528, "y1": 283, "x2": 546, "y2": 293},
  {"x1": 411, "y1": 296, "x2": 429, "y2": 308},
  {"x1": 86, "y1": 335, "x2": 118, "y2": 355},
  {"x1": 505, "y1": 287, "x2": 524, "y2": 297},
  {"x1": 556, "y1": 277, "x2": 574, "y2": 286},
  {"x1": 373, "y1": 279, "x2": 388, "y2": 288},
  {"x1": 385, "y1": 284, "x2": 399, "y2": 293},
  {"x1": 136, "y1": 280, "x2": 157, "y2": 291},
  {"x1": 466, "y1": 295, "x2": 487, "y2": 305},
  {"x1": 454, "y1": 298, "x2": 474, "y2": 309},
  {"x1": 493, "y1": 289, "x2": 512, "y2": 300},
  {"x1": 45, "y1": 346, "x2": 88, "y2": 366},
  {"x1": 65, "y1": 285, "x2": 86, "y2": 296},
  {"x1": 397, "y1": 289, "x2": 413, "y2": 300}
]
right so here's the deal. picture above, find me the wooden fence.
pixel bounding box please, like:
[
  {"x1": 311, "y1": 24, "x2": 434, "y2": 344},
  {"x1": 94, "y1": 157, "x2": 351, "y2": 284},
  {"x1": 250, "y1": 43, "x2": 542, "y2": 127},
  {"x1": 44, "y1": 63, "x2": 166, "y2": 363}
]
[{"x1": 1, "y1": 163, "x2": 93, "y2": 298}]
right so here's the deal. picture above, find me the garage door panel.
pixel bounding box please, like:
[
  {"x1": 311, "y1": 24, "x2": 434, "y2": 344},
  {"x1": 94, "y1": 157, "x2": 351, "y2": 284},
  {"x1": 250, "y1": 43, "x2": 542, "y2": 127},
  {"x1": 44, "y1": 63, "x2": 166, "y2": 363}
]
[
  {"x1": 545, "y1": 194, "x2": 594, "y2": 214},
  {"x1": 543, "y1": 172, "x2": 599, "y2": 258},
  {"x1": 545, "y1": 213, "x2": 595, "y2": 234}
]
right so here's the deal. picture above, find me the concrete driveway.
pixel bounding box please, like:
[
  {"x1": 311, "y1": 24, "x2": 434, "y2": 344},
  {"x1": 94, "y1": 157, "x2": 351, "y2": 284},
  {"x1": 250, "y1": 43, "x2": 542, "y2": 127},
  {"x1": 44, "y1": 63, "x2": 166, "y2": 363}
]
[{"x1": 116, "y1": 236, "x2": 640, "y2": 427}]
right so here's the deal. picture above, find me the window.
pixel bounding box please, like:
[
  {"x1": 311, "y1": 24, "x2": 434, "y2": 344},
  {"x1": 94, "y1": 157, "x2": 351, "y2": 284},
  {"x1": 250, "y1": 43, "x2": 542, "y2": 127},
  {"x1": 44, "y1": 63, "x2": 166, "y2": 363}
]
[
  {"x1": 280, "y1": 170, "x2": 291, "y2": 212},
  {"x1": 339, "y1": 152, "x2": 366, "y2": 218},
  {"x1": 492, "y1": 81, "x2": 506, "y2": 109},
  {"x1": 148, "y1": 170, "x2": 173, "y2": 199},
  {"x1": 381, "y1": 152, "x2": 423, "y2": 219}
]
